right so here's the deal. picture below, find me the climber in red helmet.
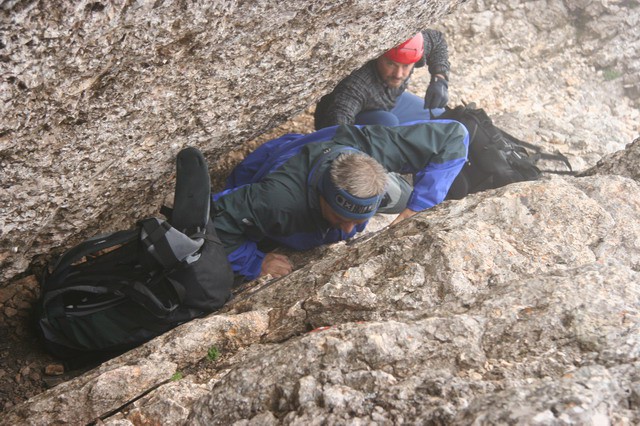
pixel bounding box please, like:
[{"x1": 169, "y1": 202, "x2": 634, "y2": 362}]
[
  {"x1": 314, "y1": 30, "x2": 450, "y2": 129},
  {"x1": 377, "y1": 32, "x2": 426, "y2": 88}
]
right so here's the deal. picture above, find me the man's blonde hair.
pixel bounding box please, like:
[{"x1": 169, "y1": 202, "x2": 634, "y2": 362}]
[{"x1": 330, "y1": 152, "x2": 388, "y2": 198}]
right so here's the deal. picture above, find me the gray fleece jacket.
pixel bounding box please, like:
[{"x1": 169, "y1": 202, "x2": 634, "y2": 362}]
[{"x1": 314, "y1": 29, "x2": 450, "y2": 129}]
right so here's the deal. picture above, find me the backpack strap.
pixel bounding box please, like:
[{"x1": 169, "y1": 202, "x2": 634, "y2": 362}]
[
  {"x1": 139, "y1": 218, "x2": 204, "y2": 269},
  {"x1": 42, "y1": 277, "x2": 181, "y2": 319},
  {"x1": 499, "y1": 129, "x2": 574, "y2": 174},
  {"x1": 140, "y1": 219, "x2": 179, "y2": 267},
  {"x1": 45, "y1": 229, "x2": 139, "y2": 287},
  {"x1": 444, "y1": 104, "x2": 574, "y2": 176},
  {"x1": 159, "y1": 204, "x2": 173, "y2": 221}
]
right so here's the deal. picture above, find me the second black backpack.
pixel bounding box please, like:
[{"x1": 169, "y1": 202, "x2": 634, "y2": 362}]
[{"x1": 440, "y1": 103, "x2": 573, "y2": 200}]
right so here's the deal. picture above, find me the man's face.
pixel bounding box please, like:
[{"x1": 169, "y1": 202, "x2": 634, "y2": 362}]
[
  {"x1": 375, "y1": 56, "x2": 415, "y2": 88},
  {"x1": 319, "y1": 196, "x2": 368, "y2": 235}
]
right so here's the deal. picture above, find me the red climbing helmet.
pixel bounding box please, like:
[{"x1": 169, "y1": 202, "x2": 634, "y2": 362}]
[{"x1": 382, "y1": 33, "x2": 424, "y2": 64}]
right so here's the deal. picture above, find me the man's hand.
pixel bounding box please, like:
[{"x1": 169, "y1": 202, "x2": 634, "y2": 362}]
[
  {"x1": 424, "y1": 75, "x2": 449, "y2": 109},
  {"x1": 390, "y1": 208, "x2": 418, "y2": 226},
  {"x1": 260, "y1": 253, "x2": 293, "y2": 278}
]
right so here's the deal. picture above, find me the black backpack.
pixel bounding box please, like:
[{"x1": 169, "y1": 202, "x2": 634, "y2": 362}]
[
  {"x1": 36, "y1": 147, "x2": 234, "y2": 366},
  {"x1": 440, "y1": 103, "x2": 573, "y2": 200}
]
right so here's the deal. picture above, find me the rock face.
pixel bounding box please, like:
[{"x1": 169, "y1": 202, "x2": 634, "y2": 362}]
[
  {"x1": 0, "y1": 0, "x2": 461, "y2": 284},
  {"x1": 581, "y1": 137, "x2": 640, "y2": 181},
  {"x1": 3, "y1": 156, "x2": 639, "y2": 425},
  {"x1": 432, "y1": 0, "x2": 639, "y2": 172},
  {"x1": 1, "y1": 0, "x2": 640, "y2": 424}
]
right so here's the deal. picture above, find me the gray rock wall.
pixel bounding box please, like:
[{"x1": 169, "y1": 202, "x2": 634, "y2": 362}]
[
  {"x1": 3, "y1": 151, "x2": 639, "y2": 424},
  {"x1": 0, "y1": 0, "x2": 461, "y2": 284}
]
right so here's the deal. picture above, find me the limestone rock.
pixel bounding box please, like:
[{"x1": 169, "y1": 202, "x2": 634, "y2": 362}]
[
  {"x1": 0, "y1": 311, "x2": 269, "y2": 425},
  {"x1": 427, "y1": 0, "x2": 639, "y2": 173}
]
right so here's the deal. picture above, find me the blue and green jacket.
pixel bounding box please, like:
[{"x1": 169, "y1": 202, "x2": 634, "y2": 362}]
[{"x1": 212, "y1": 120, "x2": 468, "y2": 280}]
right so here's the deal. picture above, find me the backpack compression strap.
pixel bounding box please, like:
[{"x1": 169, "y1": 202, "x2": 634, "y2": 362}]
[
  {"x1": 139, "y1": 218, "x2": 204, "y2": 269},
  {"x1": 45, "y1": 229, "x2": 139, "y2": 287},
  {"x1": 498, "y1": 129, "x2": 574, "y2": 174}
]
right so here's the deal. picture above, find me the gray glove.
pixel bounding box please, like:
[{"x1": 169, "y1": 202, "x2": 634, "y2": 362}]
[{"x1": 424, "y1": 76, "x2": 449, "y2": 109}]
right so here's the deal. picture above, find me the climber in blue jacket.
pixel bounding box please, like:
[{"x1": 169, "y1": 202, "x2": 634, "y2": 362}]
[{"x1": 212, "y1": 120, "x2": 468, "y2": 281}]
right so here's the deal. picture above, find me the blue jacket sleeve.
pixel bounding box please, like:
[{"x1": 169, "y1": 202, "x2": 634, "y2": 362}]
[
  {"x1": 226, "y1": 241, "x2": 266, "y2": 281},
  {"x1": 224, "y1": 220, "x2": 367, "y2": 280},
  {"x1": 408, "y1": 156, "x2": 467, "y2": 210},
  {"x1": 407, "y1": 120, "x2": 468, "y2": 210}
]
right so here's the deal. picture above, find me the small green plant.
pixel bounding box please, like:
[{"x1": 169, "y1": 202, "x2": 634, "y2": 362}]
[
  {"x1": 603, "y1": 68, "x2": 622, "y2": 81},
  {"x1": 170, "y1": 371, "x2": 183, "y2": 381},
  {"x1": 207, "y1": 345, "x2": 220, "y2": 362}
]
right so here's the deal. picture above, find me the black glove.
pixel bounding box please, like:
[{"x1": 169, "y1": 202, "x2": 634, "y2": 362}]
[{"x1": 424, "y1": 76, "x2": 449, "y2": 109}]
